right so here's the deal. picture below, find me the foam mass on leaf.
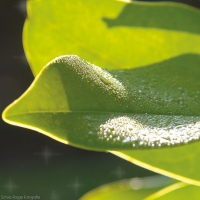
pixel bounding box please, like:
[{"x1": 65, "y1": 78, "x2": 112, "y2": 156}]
[{"x1": 2, "y1": 54, "x2": 200, "y2": 151}]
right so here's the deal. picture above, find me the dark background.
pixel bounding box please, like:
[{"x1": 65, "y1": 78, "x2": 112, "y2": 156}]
[{"x1": 0, "y1": 0, "x2": 200, "y2": 199}]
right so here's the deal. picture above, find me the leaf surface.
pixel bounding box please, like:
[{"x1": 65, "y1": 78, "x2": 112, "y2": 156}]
[
  {"x1": 145, "y1": 182, "x2": 200, "y2": 200},
  {"x1": 3, "y1": 54, "x2": 200, "y2": 185},
  {"x1": 80, "y1": 176, "x2": 173, "y2": 200},
  {"x1": 24, "y1": 0, "x2": 200, "y2": 75},
  {"x1": 9, "y1": 0, "x2": 200, "y2": 188}
]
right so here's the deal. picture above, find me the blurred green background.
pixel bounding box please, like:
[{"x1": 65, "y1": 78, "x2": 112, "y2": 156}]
[{"x1": 0, "y1": 0, "x2": 199, "y2": 199}]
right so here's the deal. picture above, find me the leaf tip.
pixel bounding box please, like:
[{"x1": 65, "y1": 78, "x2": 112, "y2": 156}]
[
  {"x1": 2, "y1": 102, "x2": 16, "y2": 125},
  {"x1": 2, "y1": 101, "x2": 70, "y2": 146},
  {"x1": 2, "y1": 98, "x2": 28, "y2": 131}
]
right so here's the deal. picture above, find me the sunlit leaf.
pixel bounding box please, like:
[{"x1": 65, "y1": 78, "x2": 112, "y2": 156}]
[
  {"x1": 2, "y1": 54, "x2": 200, "y2": 185},
  {"x1": 23, "y1": 0, "x2": 200, "y2": 75},
  {"x1": 80, "y1": 175, "x2": 174, "y2": 200},
  {"x1": 145, "y1": 182, "x2": 200, "y2": 200}
]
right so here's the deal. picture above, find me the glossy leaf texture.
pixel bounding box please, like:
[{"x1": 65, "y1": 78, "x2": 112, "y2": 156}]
[
  {"x1": 80, "y1": 176, "x2": 174, "y2": 200},
  {"x1": 3, "y1": 54, "x2": 200, "y2": 185},
  {"x1": 23, "y1": 0, "x2": 200, "y2": 76}
]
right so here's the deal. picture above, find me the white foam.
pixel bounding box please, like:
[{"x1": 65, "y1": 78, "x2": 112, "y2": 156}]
[{"x1": 98, "y1": 115, "x2": 200, "y2": 148}]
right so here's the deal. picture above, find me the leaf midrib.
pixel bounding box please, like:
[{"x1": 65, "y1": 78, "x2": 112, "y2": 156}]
[{"x1": 5, "y1": 110, "x2": 200, "y2": 118}]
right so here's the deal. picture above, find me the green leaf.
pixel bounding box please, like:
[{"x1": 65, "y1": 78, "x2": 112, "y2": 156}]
[
  {"x1": 2, "y1": 54, "x2": 200, "y2": 185},
  {"x1": 24, "y1": 0, "x2": 200, "y2": 76},
  {"x1": 80, "y1": 176, "x2": 174, "y2": 200},
  {"x1": 145, "y1": 183, "x2": 200, "y2": 200}
]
